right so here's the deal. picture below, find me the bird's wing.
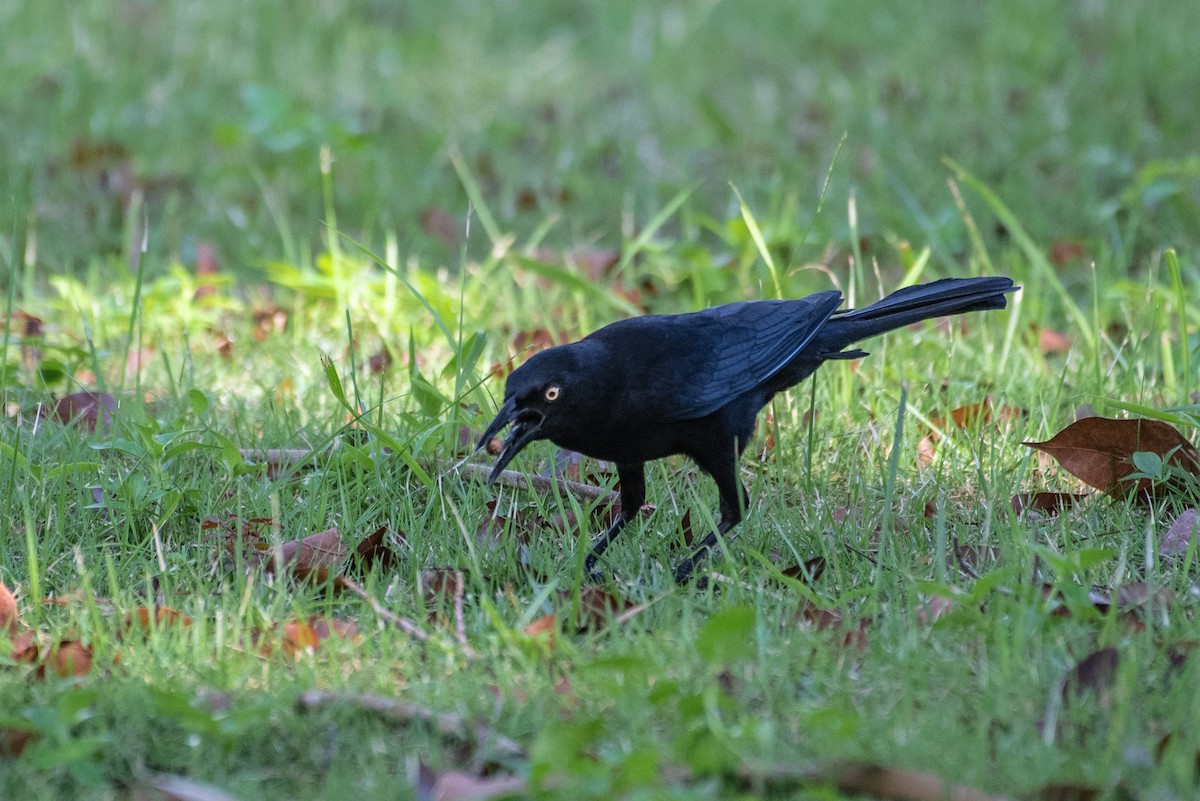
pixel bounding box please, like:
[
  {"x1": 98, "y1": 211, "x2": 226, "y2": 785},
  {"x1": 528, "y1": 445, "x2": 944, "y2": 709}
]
[{"x1": 642, "y1": 292, "x2": 844, "y2": 420}]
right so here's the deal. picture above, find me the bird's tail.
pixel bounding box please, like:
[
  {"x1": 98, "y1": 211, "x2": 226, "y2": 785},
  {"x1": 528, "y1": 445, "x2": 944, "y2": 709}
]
[{"x1": 826, "y1": 276, "x2": 1016, "y2": 348}]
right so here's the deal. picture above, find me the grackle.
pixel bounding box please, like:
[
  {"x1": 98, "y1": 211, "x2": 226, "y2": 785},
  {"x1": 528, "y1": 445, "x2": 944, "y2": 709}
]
[{"x1": 476, "y1": 276, "x2": 1015, "y2": 584}]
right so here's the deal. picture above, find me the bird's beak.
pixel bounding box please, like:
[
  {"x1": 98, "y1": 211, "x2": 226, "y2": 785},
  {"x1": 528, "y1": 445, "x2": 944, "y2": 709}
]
[{"x1": 476, "y1": 398, "x2": 544, "y2": 484}]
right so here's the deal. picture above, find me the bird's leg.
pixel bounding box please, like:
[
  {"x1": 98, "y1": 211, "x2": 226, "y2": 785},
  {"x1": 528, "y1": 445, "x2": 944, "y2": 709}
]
[
  {"x1": 583, "y1": 462, "x2": 645, "y2": 579},
  {"x1": 673, "y1": 460, "x2": 748, "y2": 585}
]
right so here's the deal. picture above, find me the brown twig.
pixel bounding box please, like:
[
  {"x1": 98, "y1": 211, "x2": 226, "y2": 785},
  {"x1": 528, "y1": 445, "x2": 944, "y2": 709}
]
[
  {"x1": 456, "y1": 462, "x2": 617, "y2": 503},
  {"x1": 336, "y1": 576, "x2": 429, "y2": 644}
]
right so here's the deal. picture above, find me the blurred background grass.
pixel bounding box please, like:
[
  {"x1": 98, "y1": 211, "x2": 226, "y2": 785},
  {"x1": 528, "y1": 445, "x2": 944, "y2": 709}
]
[{"x1": 3, "y1": 0, "x2": 1197, "y2": 277}]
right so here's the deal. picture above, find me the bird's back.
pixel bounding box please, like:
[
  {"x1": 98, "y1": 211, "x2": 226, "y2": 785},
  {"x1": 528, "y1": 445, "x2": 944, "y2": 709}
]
[{"x1": 583, "y1": 292, "x2": 844, "y2": 421}]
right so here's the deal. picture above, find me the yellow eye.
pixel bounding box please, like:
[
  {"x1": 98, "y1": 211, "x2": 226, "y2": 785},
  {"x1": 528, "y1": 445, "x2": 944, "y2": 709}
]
[{"x1": 544, "y1": 386, "x2": 560, "y2": 402}]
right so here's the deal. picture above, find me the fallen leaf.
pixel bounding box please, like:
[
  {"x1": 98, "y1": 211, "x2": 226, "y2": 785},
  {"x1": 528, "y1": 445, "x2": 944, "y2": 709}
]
[
  {"x1": 574, "y1": 586, "x2": 632, "y2": 632},
  {"x1": 269, "y1": 528, "x2": 347, "y2": 582},
  {"x1": 523, "y1": 614, "x2": 557, "y2": 650},
  {"x1": 0, "y1": 727, "x2": 36, "y2": 757},
  {"x1": 1024, "y1": 417, "x2": 1200, "y2": 500},
  {"x1": 0, "y1": 580, "x2": 17, "y2": 632},
  {"x1": 515, "y1": 186, "x2": 539, "y2": 212},
  {"x1": 831, "y1": 762, "x2": 1010, "y2": 801},
  {"x1": 14, "y1": 309, "x2": 45, "y2": 338},
  {"x1": 1112, "y1": 582, "x2": 1173, "y2": 617},
  {"x1": 953, "y1": 543, "x2": 1001, "y2": 576},
  {"x1": 6, "y1": 630, "x2": 38, "y2": 662},
  {"x1": 122, "y1": 606, "x2": 193, "y2": 638},
  {"x1": 1159, "y1": 507, "x2": 1199, "y2": 557},
  {"x1": 1063, "y1": 647, "x2": 1119, "y2": 705},
  {"x1": 779, "y1": 556, "x2": 827, "y2": 584},
  {"x1": 367, "y1": 348, "x2": 393, "y2": 374},
  {"x1": 792, "y1": 602, "x2": 870, "y2": 650},
  {"x1": 261, "y1": 616, "x2": 360, "y2": 659},
  {"x1": 306, "y1": 617, "x2": 360, "y2": 641},
  {"x1": 420, "y1": 207, "x2": 460, "y2": 247},
  {"x1": 353, "y1": 525, "x2": 405, "y2": 571},
  {"x1": 37, "y1": 640, "x2": 94, "y2": 678},
  {"x1": 52, "y1": 391, "x2": 116, "y2": 431},
  {"x1": 917, "y1": 596, "x2": 957, "y2": 625},
  {"x1": 422, "y1": 569, "x2": 467, "y2": 608},
  {"x1": 193, "y1": 242, "x2": 219, "y2": 301},
  {"x1": 251, "y1": 305, "x2": 288, "y2": 341},
  {"x1": 1034, "y1": 325, "x2": 1072, "y2": 355},
  {"x1": 1010, "y1": 492, "x2": 1087, "y2": 517},
  {"x1": 1031, "y1": 784, "x2": 1099, "y2": 801},
  {"x1": 1049, "y1": 240, "x2": 1086, "y2": 265},
  {"x1": 926, "y1": 399, "x2": 1022, "y2": 443},
  {"x1": 511, "y1": 328, "x2": 567, "y2": 354}
]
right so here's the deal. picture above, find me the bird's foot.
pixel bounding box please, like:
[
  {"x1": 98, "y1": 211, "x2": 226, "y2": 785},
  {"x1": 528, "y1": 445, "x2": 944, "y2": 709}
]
[
  {"x1": 583, "y1": 553, "x2": 606, "y2": 584},
  {"x1": 673, "y1": 557, "x2": 698, "y2": 585}
]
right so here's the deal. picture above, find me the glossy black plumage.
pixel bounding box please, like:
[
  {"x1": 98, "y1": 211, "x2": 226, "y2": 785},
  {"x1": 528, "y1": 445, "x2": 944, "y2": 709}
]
[{"x1": 477, "y1": 276, "x2": 1016, "y2": 583}]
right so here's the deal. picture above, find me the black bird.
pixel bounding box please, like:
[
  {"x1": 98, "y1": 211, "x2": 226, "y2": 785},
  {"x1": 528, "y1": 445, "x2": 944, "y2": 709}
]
[{"x1": 476, "y1": 276, "x2": 1016, "y2": 583}]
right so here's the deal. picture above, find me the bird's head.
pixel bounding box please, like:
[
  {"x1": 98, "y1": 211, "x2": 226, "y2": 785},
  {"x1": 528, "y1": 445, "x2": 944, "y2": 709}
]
[{"x1": 475, "y1": 345, "x2": 587, "y2": 483}]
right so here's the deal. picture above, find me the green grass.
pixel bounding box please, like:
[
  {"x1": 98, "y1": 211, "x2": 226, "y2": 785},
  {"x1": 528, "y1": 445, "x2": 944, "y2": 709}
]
[{"x1": 3, "y1": 1, "x2": 1200, "y2": 799}]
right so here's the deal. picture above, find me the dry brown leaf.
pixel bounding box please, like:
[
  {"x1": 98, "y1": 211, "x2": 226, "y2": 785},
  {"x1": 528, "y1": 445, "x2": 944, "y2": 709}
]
[
  {"x1": 1030, "y1": 784, "x2": 1099, "y2": 801},
  {"x1": 573, "y1": 586, "x2": 633, "y2": 632},
  {"x1": 953, "y1": 543, "x2": 1001, "y2": 576},
  {"x1": 1035, "y1": 326, "x2": 1072, "y2": 354},
  {"x1": 122, "y1": 606, "x2": 193, "y2": 638},
  {"x1": 0, "y1": 727, "x2": 36, "y2": 758},
  {"x1": 251, "y1": 305, "x2": 288, "y2": 341},
  {"x1": 7, "y1": 629, "x2": 38, "y2": 662},
  {"x1": 37, "y1": 640, "x2": 94, "y2": 678},
  {"x1": 792, "y1": 602, "x2": 870, "y2": 650},
  {"x1": 367, "y1": 348, "x2": 393, "y2": 374},
  {"x1": 52, "y1": 391, "x2": 116, "y2": 431},
  {"x1": 523, "y1": 614, "x2": 557, "y2": 650},
  {"x1": 259, "y1": 616, "x2": 359, "y2": 659},
  {"x1": 927, "y1": 399, "x2": 1022, "y2": 443},
  {"x1": 193, "y1": 242, "x2": 219, "y2": 300},
  {"x1": 0, "y1": 580, "x2": 17, "y2": 633},
  {"x1": 780, "y1": 556, "x2": 827, "y2": 584},
  {"x1": 1063, "y1": 647, "x2": 1119, "y2": 705},
  {"x1": 1049, "y1": 240, "x2": 1086, "y2": 265},
  {"x1": 1024, "y1": 417, "x2": 1200, "y2": 499},
  {"x1": 281, "y1": 621, "x2": 320, "y2": 658},
  {"x1": 306, "y1": 616, "x2": 360, "y2": 641},
  {"x1": 422, "y1": 569, "x2": 467, "y2": 608},
  {"x1": 831, "y1": 762, "x2": 1011, "y2": 801},
  {"x1": 917, "y1": 596, "x2": 957, "y2": 625},
  {"x1": 1159, "y1": 507, "x2": 1199, "y2": 557},
  {"x1": 353, "y1": 525, "x2": 405, "y2": 572},
  {"x1": 419, "y1": 207, "x2": 460, "y2": 247},
  {"x1": 1010, "y1": 492, "x2": 1087, "y2": 517},
  {"x1": 269, "y1": 528, "x2": 347, "y2": 580},
  {"x1": 511, "y1": 328, "x2": 567, "y2": 354}
]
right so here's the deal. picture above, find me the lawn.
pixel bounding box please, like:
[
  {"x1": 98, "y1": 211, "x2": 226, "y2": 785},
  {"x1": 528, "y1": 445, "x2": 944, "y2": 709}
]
[{"x1": 2, "y1": 1, "x2": 1199, "y2": 799}]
